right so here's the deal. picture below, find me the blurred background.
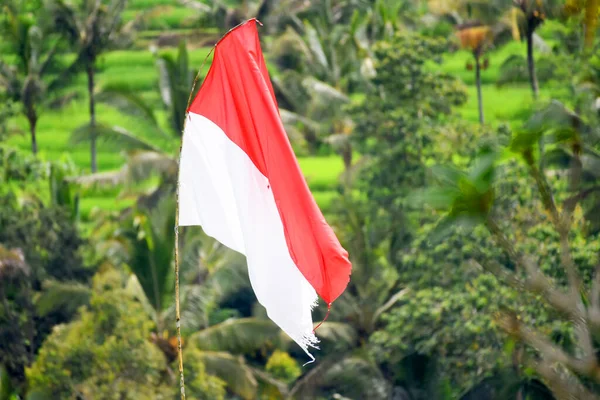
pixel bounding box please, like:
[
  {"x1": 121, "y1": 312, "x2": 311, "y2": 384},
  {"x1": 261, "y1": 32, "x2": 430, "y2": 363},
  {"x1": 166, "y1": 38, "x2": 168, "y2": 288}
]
[{"x1": 1, "y1": 0, "x2": 600, "y2": 399}]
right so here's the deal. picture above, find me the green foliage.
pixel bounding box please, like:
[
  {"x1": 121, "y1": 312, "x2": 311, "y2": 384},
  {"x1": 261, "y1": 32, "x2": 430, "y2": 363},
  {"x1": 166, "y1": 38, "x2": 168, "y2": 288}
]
[
  {"x1": 351, "y1": 32, "x2": 468, "y2": 211},
  {"x1": 0, "y1": 193, "x2": 90, "y2": 285},
  {"x1": 404, "y1": 84, "x2": 600, "y2": 396},
  {"x1": 122, "y1": 198, "x2": 175, "y2": 329},
  {"x1": 0, "y1": 100, "x2": 18, "y2": 140},
  {"x1": 0, "y1": 186, "x2": 91, "y2": 396},
  {"x1": 496, "y1": 54, "x2": 559, "y2": 87},
  {"x1": 27, "y1": 268, "x2": 224, "y2": 399},
  {"x1": 265, "y1": 351, "x2": 301, "y2": 384},
  {"x1": 3, "y1": 0, "x2": 600, "y2": 398},
  {"x1": 371, "y1": 221, "x2": 519, "y2": 396},
  {"x1": 0, "y1": 244, "x2": 32, "y2": 393},
  {"x1": 0, "y1": 145, "x2": 46, "y2": 183},
  {"x1": 0, "y1": 0, "x2": 66, "y2": 154},
  {"x1": 178, "y1": 347, "x2": 226, "y2": 400},
  {"x1": 26, "y1": 269, "x2": 162, "y2": 399}
]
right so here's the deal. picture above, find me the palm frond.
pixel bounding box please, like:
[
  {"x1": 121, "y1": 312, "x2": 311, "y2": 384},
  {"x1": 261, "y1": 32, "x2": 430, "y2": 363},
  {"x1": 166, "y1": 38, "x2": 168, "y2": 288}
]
[
  {"x1": 47, "y1": 47, "x2": 88, "y2": 92},
  {"x1": 302, "y1": 77, "x2": 350, "y2": 103},
  {"x1": 251, "y1": 367, "x2": 289, "y2": 397},
  {"x1": 34, "y1": 280, "x2": 91, "y2": 317},
  {"x1": 313, "y1": 321, "x2": 358, "y2": 348},
  {"x1": 156, "y1": 53, "x2": 176, "y2": 108},
  {"x1": 69, "y1": 168, "x2": 127, "y2": 187},
  {"x1": 279, "y1": 109, "x2": 321, "y2": 133},
  {"x1": 173, "y1": 283, "x2": 214, "y2": 333},
  {"x1": 123, "y1": 196, "x2": 176, "y2": 317},
  {"x1": 155, "y1": 44, "x2": 190, "y2": 135},
  {"x1": 197, "y1": 351, "x2": 257, "y2": 400},
  {"x1": 496, "y1": 54, "x2": 527, "y2": 87},
  {"x1": 46, "y1": 90, "x2": 80, "y2": 109},
  {"x1": 290, "y1": 354, "x2": 389, "y2": 400},
  {"x1": 190, "y1": 318, "x2": 285, "y2": 353},
  {"x1": 70, "y1": 123, "x2": 164, "y2": 153},
  {"x1": 179, "y1": 229, "x2": 250, "y2": 299},
  {"x1": 125, "y1": 150, "x2": 177, "y2": 183},
  {"x1": 95, "y1": 86, "x2": 166, "y2": 135},
  {"x1": 324, "y1": 133, "x2": 351, "y2": 151},
  {"x1": 125, "y1": 274, "x2": 159, "y2": 323},
  {"x1": 73, "y1": 149, "x2": 175, "y2": 188},
  {"x1": 178, "y1": 0, "x2": 212, "y2": 12},
  {"x1": 289, "y1": 355, "x2": 337, "y2": 399},
  {"x1": 372, "y1": 288, "x2": 410, "y2": 325},
  {"x1": 323, "y1": 356, "x2": 390, "y2": 400},
  {"x1": 304, "y1": 20, "x2": 329, "y2": 71}
]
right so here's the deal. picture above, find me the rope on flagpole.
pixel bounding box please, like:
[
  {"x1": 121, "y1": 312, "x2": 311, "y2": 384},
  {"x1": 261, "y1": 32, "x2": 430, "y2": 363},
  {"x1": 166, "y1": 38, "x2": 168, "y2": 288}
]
[{"x1": 174, "y1": 18, "x2": 262, "y2": 400}]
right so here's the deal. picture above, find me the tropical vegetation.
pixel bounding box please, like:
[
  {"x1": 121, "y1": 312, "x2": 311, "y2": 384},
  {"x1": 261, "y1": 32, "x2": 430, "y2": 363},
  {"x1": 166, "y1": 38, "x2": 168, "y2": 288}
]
[{"x1": 1, "y1": 0, "x2": 600, "y2": 399}]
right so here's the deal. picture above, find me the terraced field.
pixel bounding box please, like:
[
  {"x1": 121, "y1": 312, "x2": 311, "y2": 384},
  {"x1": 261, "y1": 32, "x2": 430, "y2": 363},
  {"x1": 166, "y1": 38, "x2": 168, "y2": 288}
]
[{"x1": 4, "y1": 3, "x2": 559, "y2": 221}]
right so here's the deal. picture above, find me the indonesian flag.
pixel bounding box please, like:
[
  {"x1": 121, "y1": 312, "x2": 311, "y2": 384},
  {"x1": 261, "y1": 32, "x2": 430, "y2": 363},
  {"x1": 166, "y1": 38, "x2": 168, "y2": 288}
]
[{"x1": 178, "y1": 19, "x2": 352, "y2": 359}]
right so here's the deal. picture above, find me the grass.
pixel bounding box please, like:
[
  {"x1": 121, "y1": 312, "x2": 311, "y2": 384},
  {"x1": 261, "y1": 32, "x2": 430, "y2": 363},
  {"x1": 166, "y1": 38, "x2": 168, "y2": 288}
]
[
  {"x1": 123, "y1": 6, "x2": 198, "y2": 31},
  {"x1": 457, "y1": 85, "x2": 543, "y2": 126}
]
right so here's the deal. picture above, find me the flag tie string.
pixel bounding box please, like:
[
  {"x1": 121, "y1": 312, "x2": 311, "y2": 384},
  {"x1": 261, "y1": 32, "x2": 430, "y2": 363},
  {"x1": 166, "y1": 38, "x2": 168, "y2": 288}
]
[{"x1": 313, "y1": 303, "x2": 332, "y2": 333}]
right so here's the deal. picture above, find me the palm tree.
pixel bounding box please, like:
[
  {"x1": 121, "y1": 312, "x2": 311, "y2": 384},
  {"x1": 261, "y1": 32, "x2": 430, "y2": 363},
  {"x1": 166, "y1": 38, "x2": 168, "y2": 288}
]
[
  {"x1": 0, "y1": 0, "x2": 65, "y2": 155},
  {"x1": 270, "y1": 24, "x2": 353, "y2": 154},
  {"x1": 456, "y1": 22, "x2": 494, "y2": 125},
  {"x1": 511, "y1": 0, "x2": 563, "y2": 99},
  {"x1": 273, "y1": 1, "x2": 420, "y2": 170},
  {"x1": 98, "y1": 197, "x2": 288, "y2": 399},
  {"x1": 73, "y1": 40, "x2": 194, "y2": 202},
  {"x1": 270, "y1": 7, "x2": 379, "y2": 170},
  {"x1": 181, "y1": 0, "x2": 274, "y2": 31},
  {"x1": 46, "y1": 0, "x2": 137, "y2": 173},
  {"x1": 179, "y1": 0, "x2": 317, "y2": 34},
  {"x1": 432, "y1": 0, "x2": 564, "y2": 100},
  {"x1": 287, "y1": 194, "x2": 409, "y2": 399},
  {"x1": 564, "y1": 0, "x2": 600, "y2": 49}
]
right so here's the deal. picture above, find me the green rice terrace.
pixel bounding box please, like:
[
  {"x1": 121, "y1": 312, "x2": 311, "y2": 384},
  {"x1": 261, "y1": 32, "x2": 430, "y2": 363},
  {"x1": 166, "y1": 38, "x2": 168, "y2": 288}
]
[{"x1": 4, "y1": 1, "x2": 561, "y2": 222}]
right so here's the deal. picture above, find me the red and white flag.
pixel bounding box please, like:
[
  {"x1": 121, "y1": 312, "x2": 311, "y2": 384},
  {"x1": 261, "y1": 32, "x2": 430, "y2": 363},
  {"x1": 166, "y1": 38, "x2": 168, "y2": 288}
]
[{"x1": 178, "y1": 19, "x2": 352, "y2": 359}]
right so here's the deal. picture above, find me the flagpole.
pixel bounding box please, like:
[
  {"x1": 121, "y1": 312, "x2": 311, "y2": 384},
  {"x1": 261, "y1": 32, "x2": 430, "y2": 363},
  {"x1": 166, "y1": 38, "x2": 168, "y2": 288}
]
[
  {"x1": 174, "y1": 47, "x2": 213, "y2": 400},
  {"x1": 174, "y1": 18, "x2": 260, "y2": 400}
]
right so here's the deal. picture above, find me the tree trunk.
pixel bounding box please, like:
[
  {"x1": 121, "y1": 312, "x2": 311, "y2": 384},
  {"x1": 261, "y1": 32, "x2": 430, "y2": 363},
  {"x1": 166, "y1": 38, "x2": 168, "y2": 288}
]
[
  {"x1": 341, "y1": 143, "x2": 353, "y2": 188},
  {"x1": 29, "y1": 114, "x2": 38, "y2": 155},
  {"x1": 87, "y1": 64, "x2": 98, "y2": 173},
  {"x1": 475, "y1": 54, "x2": 484, "y2": 125},
  {"x1": 342, "y1": 144, "x2": 352, "y2": 172},
  {"x1": 526, "y1": 29, "x2": 539, "y2": 100}
]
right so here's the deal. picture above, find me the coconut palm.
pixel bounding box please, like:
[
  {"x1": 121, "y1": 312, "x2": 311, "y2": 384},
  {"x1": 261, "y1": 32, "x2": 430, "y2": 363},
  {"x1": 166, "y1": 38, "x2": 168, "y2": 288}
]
[
  {"x1": 0, "y1": 0, "x2": 68, "y2": 155},
  {"x1": 270, "y1": 7, "x2": 379, "y2": 171},
  {"x1": 431, "y1": 0, "x2": 517, "y2": 125},
  {"x1": 564, "y1": 0, "x2": 600, "y2": 49},
  {"x1": 270, "y1": 23, "x2": 353, "y2": 154},
  {"x1": 286, "y1": 194, "x2": 410, "y2": 400},
  {"x1": 72, "y1": 40, "x2": 195, "y2": 203},
  {"x1": 180, "y1": 0, "x2": 315, "y2": 34},
  {"x1": 431, "y1": 0, "x2": 565, "y2": 100},
  {"x1": 511, "y1": 0, "x2": 564, "y2": 99},
  {"x1": 46, "y1": 0, "x2": 138, "y2": 173},
  {"x1": 456, "y1": 22, "x2": 494, "y2": 125},
  {"x1": 272, "y1": 0, "x2": 418, "y2": 171},
  {"x1": 100, "y1": 197, "x2": 288, "y2": 399}
]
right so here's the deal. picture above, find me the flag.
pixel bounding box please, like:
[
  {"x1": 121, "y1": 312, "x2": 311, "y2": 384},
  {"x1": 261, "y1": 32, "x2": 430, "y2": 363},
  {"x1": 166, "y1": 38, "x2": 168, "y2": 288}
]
[{"x1": 178, "y1": 19, "x2": 352, "y2": 359}]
